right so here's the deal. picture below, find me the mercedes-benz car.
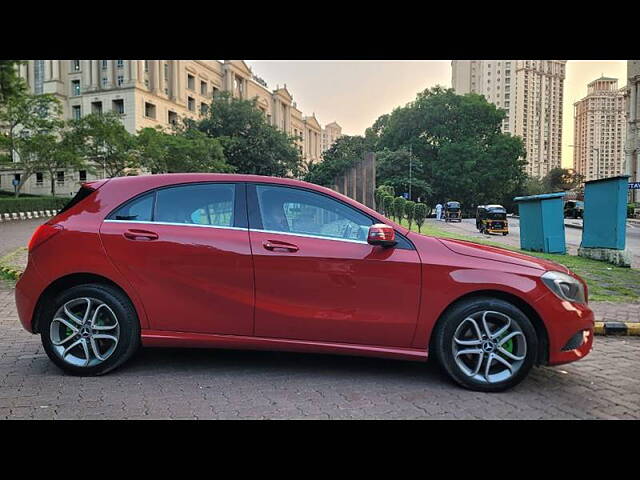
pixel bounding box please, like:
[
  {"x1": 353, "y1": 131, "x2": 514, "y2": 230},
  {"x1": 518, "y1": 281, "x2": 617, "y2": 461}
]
[{"x1": 15, "y1": 174, "x2": 594, "y2": 391}]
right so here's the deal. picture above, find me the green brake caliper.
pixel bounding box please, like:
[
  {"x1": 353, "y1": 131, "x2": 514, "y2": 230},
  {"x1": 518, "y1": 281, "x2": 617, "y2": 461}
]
[{"x1": 498, "y1": 332, "x2": 514, "y2": 355}]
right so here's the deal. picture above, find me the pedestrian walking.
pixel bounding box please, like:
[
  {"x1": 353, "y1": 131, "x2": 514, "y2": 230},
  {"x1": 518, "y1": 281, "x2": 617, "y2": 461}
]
[{"x1": 435, "y1": 203, "x2": 443, "y2": 221}]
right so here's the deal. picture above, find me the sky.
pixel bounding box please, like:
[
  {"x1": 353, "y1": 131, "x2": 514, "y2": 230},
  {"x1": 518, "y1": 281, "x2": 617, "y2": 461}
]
[{"x1": 247, "y1": 60, "x2": 628, "y2": 169}]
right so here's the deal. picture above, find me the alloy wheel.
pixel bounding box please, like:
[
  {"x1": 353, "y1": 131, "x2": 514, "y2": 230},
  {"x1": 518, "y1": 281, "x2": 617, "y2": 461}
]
[
  {"x1": 49, "y1": 297, "x2": 120, "y2": 368},
  {"x1": 452, "y1": 310, "x2": 527, "y2": 384}
]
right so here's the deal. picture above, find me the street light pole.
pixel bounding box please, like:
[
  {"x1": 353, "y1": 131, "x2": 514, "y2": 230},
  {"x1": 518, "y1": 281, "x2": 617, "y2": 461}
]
[{"x1": 408, "y1": 145, "x2": 413, "y2": 201}]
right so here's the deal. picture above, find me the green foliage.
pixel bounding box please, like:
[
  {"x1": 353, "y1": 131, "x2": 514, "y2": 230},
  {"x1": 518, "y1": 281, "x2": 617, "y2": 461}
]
[
  {"x1": 404, "y1": 200, "x2": 416, "y2": 229},
  {"x1": 392, "y1": 196, "x2": 406, "y2": 222},
  {"x1": 66, "y1": 112, "x2": 138, "y2": 178},
  {"x1": 193, "y1": 91, "x2": 301, "y2": 177},
  {"x1": 629, "y1": 203, "x2": 639, "y2": 218},
  {"x1": 542, "y1": 168, "x2": 584, "y2": 192},
  {"x1": 414, "y1": 203, "x2": 428, "y2": 232},
  {"x1": 382, "y1": 194, "x2": 394, "y2": 218},
  {"x1": 305, "y1": 135, "x2": 371, "y2": 186},
  {"x1": 136, "y1": 127, "x2": 232, "y2": 174},
  {"x1": 0, "y1": 196, "x2": 69, "y2": 215},
  {"x1": 0, "y1": 61, "x2": 26, "y2": 104},
  {"x1": 0, "y1": 93, "x2": 65, "y2": 196},
  {"x1": 376, "y1": 148, "x2": 432, "y2": 202},
  {"x1": 372, "y1": 86, "x2": 526, "y2": 209}
]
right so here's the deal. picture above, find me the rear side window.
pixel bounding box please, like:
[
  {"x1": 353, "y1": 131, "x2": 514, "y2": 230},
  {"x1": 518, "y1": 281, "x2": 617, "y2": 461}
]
[
  {"x1": 111, "y1": 192, "x2": 154, "y2": 221},
  {"x1": 155, "y1": 184, "x2": 235, "y2": 227},
  {"x1": 57, "y1": 186, "x2": 96, "y2": 215}
]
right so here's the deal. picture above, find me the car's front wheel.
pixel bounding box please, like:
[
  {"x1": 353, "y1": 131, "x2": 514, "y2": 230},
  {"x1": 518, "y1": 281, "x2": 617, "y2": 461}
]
[
  {"x1": 434, "y1": 297, "x2": 538, "y2": 392},
  {"x1": 41, "y1": 284, "x2": 140, "y2": 376}
]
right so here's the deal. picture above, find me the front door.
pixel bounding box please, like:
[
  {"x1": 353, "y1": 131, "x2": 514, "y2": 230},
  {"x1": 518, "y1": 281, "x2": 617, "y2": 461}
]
[
  {"x1": 100, "y1": 182, "x2": 254, "y2": 336},
  {"x1": 248, "y1": 183, "x2": 422, "y2": 348}
]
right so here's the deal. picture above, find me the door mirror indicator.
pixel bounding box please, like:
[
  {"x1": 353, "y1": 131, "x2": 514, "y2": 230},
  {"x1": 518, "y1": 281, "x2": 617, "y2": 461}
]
[{"x1": 367, "y1": 224, "x2": 397, "y2": 247}]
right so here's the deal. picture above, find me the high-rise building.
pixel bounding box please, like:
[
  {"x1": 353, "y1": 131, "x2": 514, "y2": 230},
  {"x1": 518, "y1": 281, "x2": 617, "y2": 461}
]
[
  {"x1": 321, "y1": 121, "x2": 342, "y2": 153},
  {"x1": 625, "y1": 60, "x2": 640, "y2": 202},
  {"x1": 2, "y1": 60, "x2": 335, "y2": 196},
  {"x1": 452, "y1": 60, "x2": 566, "y2": 179},
  {"x1": 573, "y1": 77, "x2": 627, "y2": 182}
]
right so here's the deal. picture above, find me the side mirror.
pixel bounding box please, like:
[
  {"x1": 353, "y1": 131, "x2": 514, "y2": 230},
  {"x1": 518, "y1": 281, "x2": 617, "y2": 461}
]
[{"x1": 367, "y1": 224, "x2": 397, "y2": 247}]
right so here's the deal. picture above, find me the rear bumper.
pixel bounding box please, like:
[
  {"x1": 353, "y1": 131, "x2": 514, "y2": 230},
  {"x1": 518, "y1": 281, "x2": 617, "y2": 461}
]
[
  {"x1": 15, "y1": 256, "x2": 47, "y2": 334},
  {"x1": 534, "y1": 293, "x2": 595, "y2": 366}
]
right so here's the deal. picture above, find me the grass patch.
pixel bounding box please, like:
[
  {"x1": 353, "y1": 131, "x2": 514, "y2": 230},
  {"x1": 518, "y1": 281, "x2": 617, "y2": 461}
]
[
  {"x1": 0, "y1": 247, "x2": 27, "y2": 285},
  {"x1": 401, "y1": 219, "x2": 640, "y2": 303}
]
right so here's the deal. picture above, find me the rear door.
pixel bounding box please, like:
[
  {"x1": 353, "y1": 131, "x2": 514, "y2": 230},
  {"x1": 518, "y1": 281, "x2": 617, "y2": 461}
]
[{"x1": 99, "y1": 182, "x2": 255, "y2": 335}]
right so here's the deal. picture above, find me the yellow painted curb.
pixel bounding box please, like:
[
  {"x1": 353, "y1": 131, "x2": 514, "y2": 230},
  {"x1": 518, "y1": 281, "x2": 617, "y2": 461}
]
[{"x1": 594, "y1": 322, "x2": 605, "y2": 335}]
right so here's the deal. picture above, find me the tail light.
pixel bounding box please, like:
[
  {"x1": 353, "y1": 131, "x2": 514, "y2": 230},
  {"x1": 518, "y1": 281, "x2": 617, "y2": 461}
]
[{"x1": 28, "y1": 223, "x2": 64, "y2": 252}]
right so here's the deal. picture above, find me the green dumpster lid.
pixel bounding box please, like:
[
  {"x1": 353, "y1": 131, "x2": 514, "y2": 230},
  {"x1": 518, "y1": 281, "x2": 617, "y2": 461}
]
[{"x1": 513, "y1": 192, "x2": 566, "y2": 202}]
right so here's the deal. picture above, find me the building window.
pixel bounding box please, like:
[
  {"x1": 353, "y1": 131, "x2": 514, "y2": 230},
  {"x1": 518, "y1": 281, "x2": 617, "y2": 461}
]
[
  {"x1": 91, "y1": 101, "x2": 102, "y2": 114},
  {"x1": 116, "y1": 60, "x2": 124, "y2": 68},
  {"x1": 102, "y1": 77, "x2": 108, "y2": 88},
  {"x1": 117, "y1": 75, "x2": 124, "y2": 86},
  {"x1": 72, "y1": 105, "x2": 81, "y2": 120},
  {"x1": 57, "y1": 171, "x2": 65, "y2": 185},
  {"x1": 36, "y1": 172, "x2": 44, "y2": 185},
  {"x1": 71, "y1": 80, "x2": 81, "y2": 96},
  {"x1": 79, "y1": 170, "x2": 87, "y2": 182},
  {"x1": 200, "y1": 102, "x2": 208, "y2": 115},
  {"x1": 200, "y1": 81, "x2": 207, "y2": 96},
  {"x1": 144, "y1": 102, "x2": 156, "y2": 119},
  {"x1": 168, "y1": 110, "x2": 178, "y2": 125},
  {"x1": 71, "y1": 60, "x2": 80, "y2": 72},
  {"x1": 187, "y1": 96, "x2": 195, "y2": 111},
  {"x1": 102, "y1": 60, "x2": 108, "y2": 69},
  {"x1": 187, "y1": 74, "x2": 195, "y2": 90},
  {"x1": 112, "y1": 99, "x2": 124, "y2": 114},
  {"x1": 144, "y1": 60, "x2": 149, "y2": 72},
  {"x1": 164, "y1": 63, "x2": 169, "y2": 80},
  {"x1": 34, "y1": 60, "x2": 45, "y2": 95}
]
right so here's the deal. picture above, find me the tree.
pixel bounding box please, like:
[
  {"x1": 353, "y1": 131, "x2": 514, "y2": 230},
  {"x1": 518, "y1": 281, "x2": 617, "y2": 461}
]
[
  {"x1": 373, "y1": 86, "x2": 527, "y2": 210},
  {"x1": 194, "y1": 91, "x2": 301, "y2": 177},
  {"x1": 305, "y1": 135, "x2": 370, "y2": 186},
  {"x1": 382, "y1": 194, "x2": 395, "y2": 219},
  {"x1": 67, "y1": 112, "x2": 138, "y2": 178},
  {"x1": 24, "y1": 129, "x2": 83, "y2": 196},
  {"x1": 405, "y1": 200, "x2": 416, "y2": 230},
  {"x1": 0, "y1": 61, "x2": 26, "y2": 105},
  {"x1": 0, "y1": 93, "x2": 63, "y2": 196},
  {"x1": 376, "y1": 148, "x2": 432, "y2": 202},
  {"x1": 542, "y1": 168, "x2": 584, "y2": 192},
  {"x1": 414, "y1": 203, "x2": 428, "y2": 233},
  {"x1": 392, "y1": 196, "x2": 406, "y2": 223},
  {"x1": 136, "y1": 126, "x2": 232, "y2": 174}
]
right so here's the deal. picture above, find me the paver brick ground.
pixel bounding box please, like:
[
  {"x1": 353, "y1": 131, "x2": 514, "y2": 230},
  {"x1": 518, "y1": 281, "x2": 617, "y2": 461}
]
[{"x1": 0, "y1": 284, "x2": 638, "y2": 419}]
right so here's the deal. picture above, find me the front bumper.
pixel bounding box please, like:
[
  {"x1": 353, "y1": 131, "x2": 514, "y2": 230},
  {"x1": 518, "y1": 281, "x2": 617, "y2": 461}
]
[{"x1": 534, "y1": 292, "x2": 595, "y2": 366}]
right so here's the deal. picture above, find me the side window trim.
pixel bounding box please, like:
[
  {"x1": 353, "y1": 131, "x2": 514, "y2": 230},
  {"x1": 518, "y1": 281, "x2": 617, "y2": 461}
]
[
  {"x1": 105, "y1": 181, "x2": 247, "y2": 229},
  {"x1": 246, "y1": 182, "x2": 415, "y2": 250}
]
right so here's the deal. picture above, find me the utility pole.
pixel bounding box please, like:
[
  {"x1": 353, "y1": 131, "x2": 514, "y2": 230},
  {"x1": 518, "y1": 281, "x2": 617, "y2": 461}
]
[{"x1": 408, "y1": 145, "x2": 413, "y2": 201}]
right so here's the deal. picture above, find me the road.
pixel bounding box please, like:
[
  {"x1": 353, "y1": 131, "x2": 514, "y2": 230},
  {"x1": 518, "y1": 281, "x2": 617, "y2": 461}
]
[
  {"x1": 429, "y1": 218, "x2": 640, "y2": 268},
  {"x1": 0, "y1": 218, "x2": 45, "y2": 257}
]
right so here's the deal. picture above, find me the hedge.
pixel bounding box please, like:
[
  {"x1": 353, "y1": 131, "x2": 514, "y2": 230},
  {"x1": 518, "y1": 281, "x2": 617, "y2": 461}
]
[{"x1": 0, "y1": 196, "x2": 70, "y2": 215}]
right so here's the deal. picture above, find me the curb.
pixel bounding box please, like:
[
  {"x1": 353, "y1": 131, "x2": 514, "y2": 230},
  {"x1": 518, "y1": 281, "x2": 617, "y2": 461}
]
[
  {"x1": 0, "y1": 210, "x2": 57, "y2": 223},
  {"x1": 594, "y1": 321, "x2": 640, "y2": 336}
]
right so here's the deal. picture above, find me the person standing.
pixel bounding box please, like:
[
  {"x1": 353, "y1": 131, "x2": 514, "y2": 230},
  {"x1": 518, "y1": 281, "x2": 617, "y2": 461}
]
[{"x1": 435, "y1": 203, "x2": 443, "y2": 221}]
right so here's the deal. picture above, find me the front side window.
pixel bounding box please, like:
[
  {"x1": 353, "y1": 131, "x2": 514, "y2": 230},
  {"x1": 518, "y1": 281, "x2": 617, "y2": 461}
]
[
  {"x1": 255, "y1": 185, "x2": 372, "y2": 242},
  {"x1": 155, "y1": 184, "x2": 235, "y2": 227}
]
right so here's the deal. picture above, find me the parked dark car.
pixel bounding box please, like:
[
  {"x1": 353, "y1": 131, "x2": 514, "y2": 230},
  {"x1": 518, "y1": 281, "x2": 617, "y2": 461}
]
[{"x1": 564, "y1": 201, "x2": 584, "y2": 219}]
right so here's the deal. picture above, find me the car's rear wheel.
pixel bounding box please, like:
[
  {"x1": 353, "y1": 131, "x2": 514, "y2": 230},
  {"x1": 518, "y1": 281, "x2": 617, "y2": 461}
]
[
  {"x1": 41, "y1": 284, "x2": 140, "y2": 376},
  {"x1": 434, "y1": 297, "x2": 537, "y2": 392}
]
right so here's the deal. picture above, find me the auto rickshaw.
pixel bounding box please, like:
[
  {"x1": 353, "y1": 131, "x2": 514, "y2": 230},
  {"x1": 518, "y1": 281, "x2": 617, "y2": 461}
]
[
  {"x1": 476, "y1": 204, "x2": 508, "y2": 235},
  {"x1": 444, "y1": 201, "x2": 462, "y2": 222}
]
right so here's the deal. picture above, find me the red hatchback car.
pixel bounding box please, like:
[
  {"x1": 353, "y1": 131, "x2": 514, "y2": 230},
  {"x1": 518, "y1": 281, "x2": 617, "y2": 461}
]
[{"x1": 15, "y1": 174, "x2": 594, "y2": 391}]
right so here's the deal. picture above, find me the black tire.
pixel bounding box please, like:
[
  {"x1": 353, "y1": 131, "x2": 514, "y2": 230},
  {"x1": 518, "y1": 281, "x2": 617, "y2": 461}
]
[
  {"x1": 502, "y1": 232, "x2": 508, "y2": 236},
  {"x1": 40, "y1": 283, "x2": 140, "y2": 376},
  {"x1": 433, "y1": 296, "x2": 538, "y2": 392}
]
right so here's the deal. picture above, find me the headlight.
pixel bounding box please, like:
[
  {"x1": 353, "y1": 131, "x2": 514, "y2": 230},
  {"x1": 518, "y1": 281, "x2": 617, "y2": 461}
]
[{"x1": 541, "y1": 271, "x2": 587, "y2": 304}]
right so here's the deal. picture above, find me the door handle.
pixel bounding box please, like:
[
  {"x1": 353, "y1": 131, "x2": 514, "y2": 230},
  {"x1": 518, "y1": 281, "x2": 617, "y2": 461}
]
[
  {"x1": 123, "y1": 229, "x2": 159, "y2": 241},
  {"x1": 263, "y1": 240, "x2": 299, "y2": 252}
]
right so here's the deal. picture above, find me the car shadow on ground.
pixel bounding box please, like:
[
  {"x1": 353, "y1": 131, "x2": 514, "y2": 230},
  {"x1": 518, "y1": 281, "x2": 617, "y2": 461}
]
[{"x1": 122, "y1": 346, "x2": 453, "y2": 385}]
